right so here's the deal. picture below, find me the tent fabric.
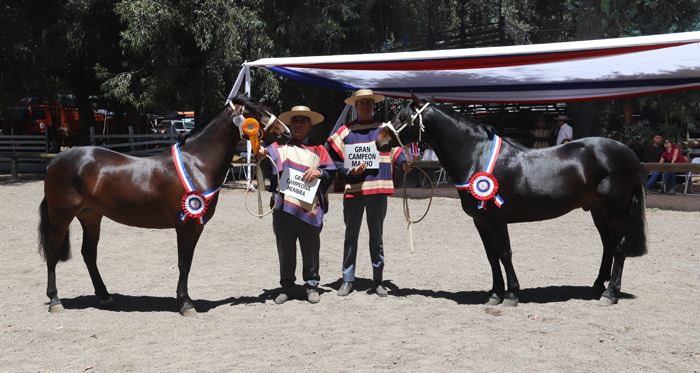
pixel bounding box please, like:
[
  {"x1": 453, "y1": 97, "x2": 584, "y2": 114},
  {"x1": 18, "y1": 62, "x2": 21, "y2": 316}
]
[{"x1": 246, "y1": 32, "x2": 700, "y2": 103}]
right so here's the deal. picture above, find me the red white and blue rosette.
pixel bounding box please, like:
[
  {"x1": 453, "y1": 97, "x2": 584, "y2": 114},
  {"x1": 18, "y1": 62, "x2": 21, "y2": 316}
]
[
  {"x1": 172, "y1": 143, "x2": 221, "y2": 224},
  {"x1": 182, "y1": 191, "x2": 208, "y2": 220},
  {"x1": 469, "y1": 172, "x2": 498, "y2": 200},
  {"x1": 453, "y1": 134, "x2": 505, "y2": 210}
]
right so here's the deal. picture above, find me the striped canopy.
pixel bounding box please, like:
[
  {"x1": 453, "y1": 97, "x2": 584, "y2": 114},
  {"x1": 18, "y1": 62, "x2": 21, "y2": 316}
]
[{"x1": 246, "y1": 31, "x2": 700, "y2": 103}]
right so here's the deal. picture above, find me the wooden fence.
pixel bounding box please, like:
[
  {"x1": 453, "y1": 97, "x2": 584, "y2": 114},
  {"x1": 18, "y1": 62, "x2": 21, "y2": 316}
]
[
  {"x1": 0, "y1": 131, "x2": 51, "y2": 177},
  {"x1": 90, "y1": 126, "x2": 178, "y2": 156}
]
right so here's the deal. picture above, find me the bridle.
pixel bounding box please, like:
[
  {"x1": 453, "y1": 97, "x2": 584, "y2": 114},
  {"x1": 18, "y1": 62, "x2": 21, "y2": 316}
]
[
  {"x1": 383, "y1": 102, "x2": 430, "y2": 150},
  {"x1": 228, "y1": 101, "x2": 290, "y2": 139}
]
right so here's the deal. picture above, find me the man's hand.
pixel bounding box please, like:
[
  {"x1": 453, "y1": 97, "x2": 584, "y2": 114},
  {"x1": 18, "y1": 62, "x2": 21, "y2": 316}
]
[
  {"x1": 402, "y1": 161, "x2": 413, "y2": 173},
  {"x1": 348, "y1": 162, "x2": 367, "y2": 175},
  {"x1": 302, "y1": 168, "x2": 322, "y2": 184},
  {"x1": 255, "y1": 147, "x2": 269, "y2": 161}
]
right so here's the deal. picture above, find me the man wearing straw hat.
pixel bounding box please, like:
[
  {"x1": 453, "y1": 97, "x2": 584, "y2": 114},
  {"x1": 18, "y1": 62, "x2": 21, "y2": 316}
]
[
  {"x1": 327, "y1": 89, "x2": 412, "y2": 298},
  {"x1": 555, "y1": 114, "x2": 574, "y2": 145},
  {"x1": 256, "y1": 106, "x2": 336, "y2": 304}
]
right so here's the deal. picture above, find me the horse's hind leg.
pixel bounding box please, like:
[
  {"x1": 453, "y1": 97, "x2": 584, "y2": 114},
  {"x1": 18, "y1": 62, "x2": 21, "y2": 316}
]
[
  {"x1": 45, "y1": 217, "x2": 73, "y2": 313},
  {"x1": 598, "y1": 215, "x2": 627, "y2": 307},
  {"x1": 76, "y1": 209, "x2": 114, "y2": 308},
  {"x1": 590, "y1": 207, "x2": 613, "y2": 292}
]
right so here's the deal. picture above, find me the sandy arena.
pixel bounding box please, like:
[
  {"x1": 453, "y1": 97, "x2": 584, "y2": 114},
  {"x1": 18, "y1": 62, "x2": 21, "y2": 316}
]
[{"x1": 1, "y1": 175, "x2": 699, "y2": 372}]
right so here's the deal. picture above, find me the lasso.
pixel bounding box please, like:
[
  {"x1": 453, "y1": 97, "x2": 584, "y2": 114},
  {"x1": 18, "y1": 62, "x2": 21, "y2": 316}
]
[{"x1": 401, "y1": 153, "x2": 434, "y2": 254}]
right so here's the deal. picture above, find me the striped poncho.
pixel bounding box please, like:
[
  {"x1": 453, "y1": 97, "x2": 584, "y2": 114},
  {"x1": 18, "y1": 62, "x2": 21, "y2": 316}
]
[
  {"x1": 327, "y1": 120, "x2": 404, "y2": 198},
  {"x1": 267, "y1": 138, "x2": 336, "y2": 227}
]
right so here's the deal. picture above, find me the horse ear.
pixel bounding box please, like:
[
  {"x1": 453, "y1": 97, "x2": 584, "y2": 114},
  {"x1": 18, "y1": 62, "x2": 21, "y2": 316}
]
[
  {"x1": 430, "y1": 93, "x2": 435, "y2": 102},
  {"x1": 411, "y1": 92, "x2": 422, "y2": 107}
]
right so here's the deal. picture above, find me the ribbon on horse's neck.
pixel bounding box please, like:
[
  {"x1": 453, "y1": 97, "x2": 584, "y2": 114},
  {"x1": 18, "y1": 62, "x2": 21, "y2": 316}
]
[
  {"x1": 172, "y1": 143, "x2": 221, "y2": 224},
  {"x1": 383, "y1": 102, "x2": 430, "y2": 150},
  {"x1": 454, "y1": 134, "x2": 505, "y2": 210}
]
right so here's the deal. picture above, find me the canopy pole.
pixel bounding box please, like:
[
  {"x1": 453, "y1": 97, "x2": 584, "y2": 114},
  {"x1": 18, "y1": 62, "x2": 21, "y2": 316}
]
[{"x1": 225, "y1": 63, "x2": 250, "y2": 104}]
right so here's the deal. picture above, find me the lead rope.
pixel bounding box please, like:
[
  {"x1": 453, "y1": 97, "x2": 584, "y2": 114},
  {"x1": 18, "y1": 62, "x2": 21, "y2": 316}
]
[
  {"x1": 245, "y1": 154, "x2": 280, "y2": 218},
  {"x1": 401, "y1": 146, "x2": 434, "y2": 254},
  {"x1": 383, "y1": 102, "x2": 434, "y2": 253}
]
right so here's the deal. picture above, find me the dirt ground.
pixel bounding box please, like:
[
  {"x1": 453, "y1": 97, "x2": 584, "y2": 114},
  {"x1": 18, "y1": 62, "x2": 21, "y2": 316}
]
[{"x1": 1, "y1": 175, "x2": 699, "y2": 372}]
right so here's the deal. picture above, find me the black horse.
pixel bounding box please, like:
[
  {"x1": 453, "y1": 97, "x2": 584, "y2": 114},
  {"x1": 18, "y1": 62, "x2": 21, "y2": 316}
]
[
  {"x1": 38, "y1": 94, "x2": 291, "y2": 316},
  {"x1": 376, "y1": 94, "x2": 647, "y2": 306}
]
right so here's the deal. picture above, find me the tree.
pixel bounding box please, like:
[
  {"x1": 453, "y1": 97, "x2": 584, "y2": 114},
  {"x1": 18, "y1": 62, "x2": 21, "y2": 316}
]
[{"x1": 100, "y1": 0, "x2": 272, "y2": 124}]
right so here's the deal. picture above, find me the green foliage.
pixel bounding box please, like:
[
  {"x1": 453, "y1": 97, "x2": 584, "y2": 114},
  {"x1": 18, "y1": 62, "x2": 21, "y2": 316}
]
[
  {"x1": 106, "y1": 0, "x2": 273, "y2": 117},
  {"x1": 2, "y1": 0, "x2": 700, "y2": 137}
]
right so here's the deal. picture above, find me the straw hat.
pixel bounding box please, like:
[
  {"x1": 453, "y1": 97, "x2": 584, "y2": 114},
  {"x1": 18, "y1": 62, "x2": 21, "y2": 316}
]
[
  {"x1": 555, "y1": 114, "x2": 570, "y2": 121},
  {"x1": 344, "y1": 89, "x2": 386, "y2": 105},
  {"x1": 278, "y1": 106, "x2": 324, "y2": 125}
]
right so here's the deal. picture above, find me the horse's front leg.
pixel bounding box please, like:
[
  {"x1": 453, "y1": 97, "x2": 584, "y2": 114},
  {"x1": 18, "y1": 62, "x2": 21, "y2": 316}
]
[
  {"x1": 474, "y1": 221, "x2": 506, "y2": 305},
  {"x1": 478, "y1": 221, "x2": 520, "y2": 306},
  {"x1": 175, "y1": 224, "x2": 205, "y2": 317}
]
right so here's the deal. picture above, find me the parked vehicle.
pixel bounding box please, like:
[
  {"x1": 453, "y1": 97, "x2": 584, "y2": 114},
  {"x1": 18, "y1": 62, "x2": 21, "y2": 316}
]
[
  {"x1": 1, "y1": 96, "x2": 115, "y2": 149},
  {"x1": 160, "y1": 120, "x2": 194, "y2": 134}
]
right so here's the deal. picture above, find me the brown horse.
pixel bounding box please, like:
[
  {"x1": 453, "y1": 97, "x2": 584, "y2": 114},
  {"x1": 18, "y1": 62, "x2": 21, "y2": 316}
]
[{"x1": 38, "y1": 94, "x2": 290, "y2": 316}]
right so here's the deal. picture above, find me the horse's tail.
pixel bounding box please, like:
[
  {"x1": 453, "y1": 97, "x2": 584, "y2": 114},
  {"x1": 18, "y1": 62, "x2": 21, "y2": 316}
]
[
  {"x1": 623, "y1": 163, "x2": 648, "y2": 258},
  {"x1": 38, "y1": 196, "x2": 71, "y2": 262}
]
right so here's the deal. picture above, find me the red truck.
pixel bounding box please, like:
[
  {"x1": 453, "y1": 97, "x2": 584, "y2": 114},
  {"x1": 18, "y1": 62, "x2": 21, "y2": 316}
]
[{"x1": 2, "y1": 97, "x2": 115, "y2": 150}]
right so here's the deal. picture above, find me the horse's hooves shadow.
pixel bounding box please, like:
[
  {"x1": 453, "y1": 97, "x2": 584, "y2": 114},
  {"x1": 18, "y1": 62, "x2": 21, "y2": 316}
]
[
  {"x1": 517, "y1": 285, "x2": 635, "y2": 303},
  {"x1": 352, "y1": 283, "x2": 636, "y2": 305},
  {"x1": 60, "y1": 293, "x2": 268, "y2": 313}
]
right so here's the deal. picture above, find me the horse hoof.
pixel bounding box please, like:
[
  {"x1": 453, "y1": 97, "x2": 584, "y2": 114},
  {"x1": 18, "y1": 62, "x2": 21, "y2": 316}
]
[
  {"x1": 598, "y1": 296, "x2": 615, "y2": 307},
  {"x1": 100, "y1": 297, "x2": 116, "y2": 309},
  {"x1": 181, "y1": 308, "x2": 198, "y2": 317},
  {"x1": 49, "y1": 304, "x2": 65, "y2": 313},
  {"x1": 486, "y1": 293, "x2": 501, "y2": 306},
  {"x1": 502, "y1": 298, "x2": 519, "y2": 307}
]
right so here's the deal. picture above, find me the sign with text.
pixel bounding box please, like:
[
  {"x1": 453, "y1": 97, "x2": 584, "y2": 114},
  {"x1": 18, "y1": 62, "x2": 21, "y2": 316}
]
[
  {"x1": 279, "y1": 167, "x2": 319, "y2": 204},
  {"x1": 344, "y1": 143, "x2": 380, "y2": 170}
]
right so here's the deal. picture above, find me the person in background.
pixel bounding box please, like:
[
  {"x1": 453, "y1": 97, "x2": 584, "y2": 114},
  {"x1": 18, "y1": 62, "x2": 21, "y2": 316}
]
[
  {"x1": 644, "y1": 133, "x2": 665, "y2": 194},
  {"x1": 647, "y1": 139, "x2": 686, "y2": 195},
  {"x1": 256, "y1": 106, "x2": 336, "y2": 304},
  {"x1": 327, "y1": 89, "x2": 411, "y2": 298},
  {"x1": 529, "y1": 116, "x2": 553, "y2": 148},
  {"x1": 644, "y1": 133, "x2": 665, "y2": 163},
  {"x1": 555, "y1": 115, "x2": 573, "y2": 145}
]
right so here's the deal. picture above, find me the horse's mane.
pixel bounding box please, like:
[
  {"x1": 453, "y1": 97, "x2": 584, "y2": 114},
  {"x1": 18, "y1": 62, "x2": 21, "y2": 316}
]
[
  {"x1": 431, "y1": 101, "x2": 530, "y2": 152},
  {"x1": 178, "y1": 94, "x2": 267, "y2": 146}
]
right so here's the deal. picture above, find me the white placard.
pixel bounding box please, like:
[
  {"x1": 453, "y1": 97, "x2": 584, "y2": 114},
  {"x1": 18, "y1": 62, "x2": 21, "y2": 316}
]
[
  {"x1": 344, "y1": 143, "x2": 380, "y2": 170},
  {"x1": 279, "y1": 167, "x2": 320, "y2": 204}
]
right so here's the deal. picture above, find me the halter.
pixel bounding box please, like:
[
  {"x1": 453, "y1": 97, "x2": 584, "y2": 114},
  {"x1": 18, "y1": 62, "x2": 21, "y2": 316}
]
[{"x1": 383, "y1": 102, "x2": 430, "y2": 150}]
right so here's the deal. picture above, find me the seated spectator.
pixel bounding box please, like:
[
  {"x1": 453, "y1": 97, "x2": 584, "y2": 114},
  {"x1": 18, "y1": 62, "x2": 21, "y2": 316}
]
[
  {"x1": 645, "y1": 133, "x2": 665, "y2": 193},
  {"x1": 644, "y1": 133, "x2": 665, "y2": 163},
  {"x1": 647, "y1": 139, "x2": 686, "y2": 194}
]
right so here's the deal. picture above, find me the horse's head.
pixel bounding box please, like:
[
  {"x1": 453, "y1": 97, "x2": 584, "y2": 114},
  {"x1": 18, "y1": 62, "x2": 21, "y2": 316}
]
[
  {"x1": 376, "y1": 93, "x2": 429, "y2": 152},
  {"x1": 228, "y1": 94, "x2": 291, "y2": 147}
]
